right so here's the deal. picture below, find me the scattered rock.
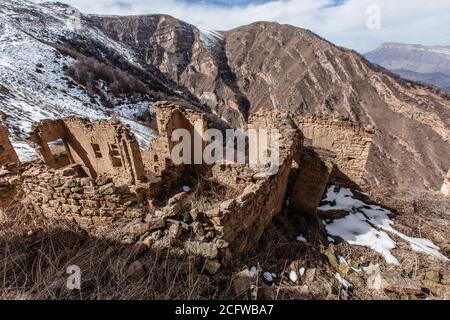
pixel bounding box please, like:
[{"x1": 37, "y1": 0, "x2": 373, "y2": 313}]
[
  {"x1": 368, "y1": 269, "x2": 423, "y2": 295},
  {"x1": 232, "y1": 269, "x2": 256, "y2": 297},
  {"x1": 126, "y1": 260, "x2": 146, "y2": 281},
  {"x1": 147, "y1": 216, "x2": 165, "y2": 232},
  {"x1": 61, "y1": 167, "x2": 76, "y2": 177},
  {"x1": 303, "y1": 268, "x2": 316, "y2": 286},
  {"x1": 189, "y1": 208, "x2": 200, "y2": 221},
  {"x1": 185, "y1": 241, "x2": 218, "y2": 259},
  {"x1": 126, "y1": 221, "x2": 148, "y2": 238},
  {"x1": 205, "y1": 260, "x2": 221, "y2": 275},
  {"x1": 168, "y1": 224, "x2": 182, "y2": 238},
  {"x1": 324, "y1": 245, "x2": 349, "y2": 275},
  {"x1": 415, "y1": 268, "x2": 440, "y2": 283}
]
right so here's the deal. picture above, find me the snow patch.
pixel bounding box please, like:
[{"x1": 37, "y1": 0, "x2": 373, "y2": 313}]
[{"x1": 321, "y1": 186, "x2": 449, "y2": 264}]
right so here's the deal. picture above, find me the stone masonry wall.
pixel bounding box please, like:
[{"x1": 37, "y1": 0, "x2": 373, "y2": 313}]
[
  {"x1": 23, "y1": 164, "x2": 147, "y2": 233},
  {"x1": 294, "y1": 115, "x2": 374, "y2": 185},
  {"x1": 28, "y1": 117, "x2": 145, "y2": 185},
  {"x1": 205, "y1": 111, "x2": 302, "y2": 258},
  {"x1": 142, "y1": 101, "x2": 208, "y2": 177},
  {"x1": 289, "y1": 148, "x2": 335, "y2": 218}
]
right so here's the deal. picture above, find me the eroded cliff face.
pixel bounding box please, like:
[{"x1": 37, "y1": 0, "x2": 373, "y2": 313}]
[{"x1": 88, "y1": 15, "x2": 248, "y2": 127}]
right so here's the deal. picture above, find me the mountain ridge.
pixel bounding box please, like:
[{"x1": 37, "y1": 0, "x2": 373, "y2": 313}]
[
  {"x1": 365, "y1": 42, "x2": 450, "y2": 92},
  {"x1": 1, "y1": 0, "x2": 449, "y2": 191}
]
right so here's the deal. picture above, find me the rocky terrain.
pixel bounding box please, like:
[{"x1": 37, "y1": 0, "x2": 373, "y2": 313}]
[{"x1": 366, "y1": 42, "x2": 450, "y2": 92}]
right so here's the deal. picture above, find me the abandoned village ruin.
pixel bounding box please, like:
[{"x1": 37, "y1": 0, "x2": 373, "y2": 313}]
[
  {"x1": 1, "y1": 98, "x2": 448, "y2": 275},
  {"x1": 0, "y1": 102, "x2": 381, "y2": 265}
]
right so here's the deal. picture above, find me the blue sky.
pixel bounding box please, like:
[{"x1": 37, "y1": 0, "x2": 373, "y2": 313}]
[{"x1": 58, "y1": 0, "x2": 450, "y2": 53}]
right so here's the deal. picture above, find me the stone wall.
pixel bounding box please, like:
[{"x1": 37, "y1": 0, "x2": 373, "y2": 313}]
[
  {"x1": 28, "y1": 117, "x2": 145, "y2": 185},
  {"x1": 0, "y1": 115, "x2": 20, "y2": 170},
  {"x1": 142, "y1": 101, "x2": 208, "y2": 177},
  {"x1": 206, "y1": 111, "x2": 302, "y2": 258},
  {"x1": 289, "y1": 148, "x2": 335, "y2": 218},
  {"x1": 22, "y1": 164, "x2": 147, "y2": 233},
  {"x1": 17, "y1": 102, "x2": 376, "y2": 264},
  {"x1": 294, "y1": 115, "x2": 374, "y2": 185},
  {"x1": 0, "y1": 170, "x2": 21, "y2": 208},
  {"x1": 442, "y1": 168, "x2": 450, "y2": 197}
]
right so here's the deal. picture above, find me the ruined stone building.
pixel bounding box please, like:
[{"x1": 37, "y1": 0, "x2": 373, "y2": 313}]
[
  {"x1": 28, "y1": 117, "x2": 145, "y2": 185},
  {"x1": 0, "y1": 114, "x2": 20, "y2": 170},
  {"x1": 141, "y1": 102, "x2": 209, "y2": 186},
  {"x1": 2, "y1": 101, "x2": 377, "y2": 263}
]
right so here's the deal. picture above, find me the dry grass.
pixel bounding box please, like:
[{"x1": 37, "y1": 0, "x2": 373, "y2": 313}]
[
  {"x1": 189, "y1": 177, "x2": 242, "y2": 213},
  {"x1": 0, "y1": 202, "x2": 230, "y2": 300},
  {"x1": 1, "y1": 187, "x2": 448, "y2": 300}
]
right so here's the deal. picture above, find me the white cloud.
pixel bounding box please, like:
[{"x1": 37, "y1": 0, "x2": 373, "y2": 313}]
[{"x1": 56, "y1": 0, "x2": 450, "y2": 53}]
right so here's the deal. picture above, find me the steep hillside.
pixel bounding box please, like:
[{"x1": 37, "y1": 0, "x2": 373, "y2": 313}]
[
  {"x1": 0, "y1": 0, "x2": 197, "y2": 160},
  {"x1": 223, "y1": 23, "x2": 450, "y2": 191},
  {"x1": 391, "y1": 69, "x2": 450, "y2": 92},
  {"x1": 92, "y1": 17, "x2": 450, "y2": 191},
  {"x1": 1, "y1": 0, "x2": 449, "y2": 191},
  {"x1": 88, "y1": 14, "x2": 249, "y2": 127}
]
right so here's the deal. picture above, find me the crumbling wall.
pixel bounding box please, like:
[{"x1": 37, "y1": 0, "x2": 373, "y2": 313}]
[
  {"x1": 0, "y1": 170, "x2": 21, "y2": 208},
  {"x1": 0, "y1": 115, "x2": 20, "y2": 170},
  {"x1": 205, "y1": 111, "x2": 302, "y2": 258},
  {"x1": 142, "y1": 101, "x2": 208, "y2": 177},
  {"x1": 23, "y1": 164, "x2": 147, "y2": 233},
  {"x1": 28, "y1": 117, "x2": 145, "y2": 185},
  {"x1": 20, "y1": 102, "x2": 376, "y2": 263},
  {"x1": 289, "y1": 148, "x2": 335, "y2": 217},
  {"x1": 442, "y1": 168, "x2": 450, "y2": 197},
  {"x1": 294, "y1": 115, "x2": 374, "y2": 185}
]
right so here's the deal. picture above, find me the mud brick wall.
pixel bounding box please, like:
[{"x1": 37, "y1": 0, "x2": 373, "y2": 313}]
[
  {"x1": 294, "y1": 115, "x2": 374, "y2": 185},
  {"x1": 22, "y1": 165, "x2": 146, "y2": 233},
  {"x1": 0, "y1": 117, "x2": 20, "y2": 169}
]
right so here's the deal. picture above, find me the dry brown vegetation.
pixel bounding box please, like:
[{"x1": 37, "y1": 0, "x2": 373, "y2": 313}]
[
  {"x1": 1, "y1": 188, "x2": 449, "y2": 300},
  {"x1": 66, "y1": 56, "x2": 150, "y2": 99},
  {"x1": 0, "y1": 202, "x2": 229, "y2": 300}
]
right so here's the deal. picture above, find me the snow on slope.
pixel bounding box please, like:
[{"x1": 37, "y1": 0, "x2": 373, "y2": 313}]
[
  {"x1": 198, "y1": 26, "x2": 224, "y2": 48},
  {"x1": 320, "y1": 186, "x2": 449, "y2": 265},
  {"x1": 0, "y1": 0, "x2": 156, "y2": 161}
]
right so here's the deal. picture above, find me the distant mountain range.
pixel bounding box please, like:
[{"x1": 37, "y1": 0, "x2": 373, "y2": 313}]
[{"x1": 365, "y1": 43, "x2": 450, "y2": 92}]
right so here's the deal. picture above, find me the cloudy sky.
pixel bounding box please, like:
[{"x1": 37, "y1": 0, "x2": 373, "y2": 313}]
[{"x1": 56, "y1": 0, "x2": 450, "y2": 53}]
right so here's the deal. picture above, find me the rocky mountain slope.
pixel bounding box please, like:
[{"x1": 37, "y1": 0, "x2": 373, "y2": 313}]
[
  {"x1": 90, "y1": 17, "x2": 450, "y2": 191},
  {"x1": 0, "y1": 0, "x2": 200, "y2": 160},
  {"x1": 365, "y1": 43, "x2": 450, "y2": 92},
  {"x1": 1, "y1": 0, "x2": 449, "y2": 192}
]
